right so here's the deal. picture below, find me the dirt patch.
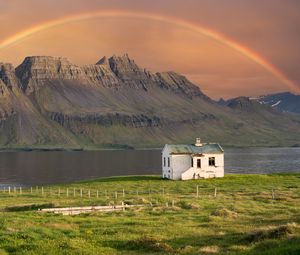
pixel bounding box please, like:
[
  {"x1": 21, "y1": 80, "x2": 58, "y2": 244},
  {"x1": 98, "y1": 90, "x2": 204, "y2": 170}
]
[{"x1": 200, "y1": 245, "x2": 220, "y2": 253}]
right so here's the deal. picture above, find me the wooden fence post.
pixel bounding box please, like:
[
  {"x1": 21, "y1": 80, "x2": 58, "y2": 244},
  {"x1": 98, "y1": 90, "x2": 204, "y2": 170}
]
[
  {"x1": 19, "y1": 187, "x2": 22, "y2": 194},
  {"x1": 122, "y1": 189, "x2": 125, "y2": 197},
  {"x1": 196, "y1": 185, "x2": 199, "y2": 198},
  {"x1": 42, "y1": 187, "x2": 44, "y2": 196},
  {"x1": 80, "y1": 189, "x2": 83, "y2": 198},
  {"x1": 96, "y1": 190, "x2": 99, "y2": 198},
  {"x1": 30, "y1": 187, "x2": 33, "y2": 194},
  {"x1": 214, "y1": 188, "x2": 217, "y2": 198},
  {"x1": 272, "y1": 188, "x2": 275, "y2": 200},
  {"x1": 8, "y1": 186, "x2": 11, "y2": 194}
]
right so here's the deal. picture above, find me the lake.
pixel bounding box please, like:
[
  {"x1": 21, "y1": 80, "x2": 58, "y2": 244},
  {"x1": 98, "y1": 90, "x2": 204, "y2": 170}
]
[{"x1": 0, "y1": 147, "x2": 299, "y2": 186}]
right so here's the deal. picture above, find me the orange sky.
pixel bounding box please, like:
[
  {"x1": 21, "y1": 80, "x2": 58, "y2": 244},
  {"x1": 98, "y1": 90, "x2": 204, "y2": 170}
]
[{"x1": 0, "y1": 0, "x2": 299, "y2": 99}]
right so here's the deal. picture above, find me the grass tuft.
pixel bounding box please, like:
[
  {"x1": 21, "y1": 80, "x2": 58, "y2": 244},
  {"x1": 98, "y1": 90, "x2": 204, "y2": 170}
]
[
  {"x1": 211, "y1": 208, "x2": 238, "y2": 218},
  {"x1": 177, "y1": 201, "x2": 193, "y2": 210},
  {"x1": 244, "y1": 223, "x2": 298, "y2": 243},
  {"x1": 4, "y1": 203, "x2": 55, "y2": 212},
  {"x1": 124, "y1": 236, "x2": 175, "y2": 253}
]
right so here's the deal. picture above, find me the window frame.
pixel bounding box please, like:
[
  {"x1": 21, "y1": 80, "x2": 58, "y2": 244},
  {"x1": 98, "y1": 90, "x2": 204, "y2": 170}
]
[{"x1": 209, "y1": 157, "x2": 216, "y2": 166}]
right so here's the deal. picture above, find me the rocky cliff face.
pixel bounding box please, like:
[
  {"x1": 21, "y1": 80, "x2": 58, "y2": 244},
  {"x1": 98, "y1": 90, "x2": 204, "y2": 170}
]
[
  {"x1": 14, "y1": 54, "x2": 207, "y2": 99},
  {"x1": 0, "y1": 54, "x2": 299, "y2": 148},
  {"x1": 15, "y1": 56, "x2": 86, "y2": 94}
]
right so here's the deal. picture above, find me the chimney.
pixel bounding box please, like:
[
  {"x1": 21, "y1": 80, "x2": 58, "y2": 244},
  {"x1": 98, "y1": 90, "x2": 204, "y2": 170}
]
[{"x1": 195, "y1": 138, "x2": 202, "y2": 147}]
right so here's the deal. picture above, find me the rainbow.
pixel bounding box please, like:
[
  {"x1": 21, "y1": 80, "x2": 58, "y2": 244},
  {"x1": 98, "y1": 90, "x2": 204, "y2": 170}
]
[{"x1": 0, "y1": 10, "x2": 298, "y2": 92}]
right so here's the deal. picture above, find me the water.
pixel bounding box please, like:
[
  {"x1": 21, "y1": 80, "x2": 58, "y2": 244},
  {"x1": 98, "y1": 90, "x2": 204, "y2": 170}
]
[
  {"x1": 0, "y1": 147, "x2": 299, "y2": 186},
  {"x1": 225, "y1": 147, "x2": 300, "y2": 174}
]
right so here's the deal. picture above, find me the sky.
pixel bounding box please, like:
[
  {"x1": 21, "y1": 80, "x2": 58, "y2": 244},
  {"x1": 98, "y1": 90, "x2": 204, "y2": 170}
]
[{"x1": 0, "y1": 0, "x2": 299, "y2": 99}]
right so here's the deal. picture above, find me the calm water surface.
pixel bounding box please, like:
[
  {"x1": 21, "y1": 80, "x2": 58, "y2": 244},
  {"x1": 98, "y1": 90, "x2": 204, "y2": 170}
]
[{"x1": 0, "y1": 147, "x2": 299, "y2": 186}]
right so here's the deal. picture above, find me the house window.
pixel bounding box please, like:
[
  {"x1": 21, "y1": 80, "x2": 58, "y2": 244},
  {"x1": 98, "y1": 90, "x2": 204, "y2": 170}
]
[
  {"x1": 163, "y1": 157, "x2": 166, "y2": 167},
  {"x1": 209, "y1": 157, "x2": 215, "y2": 166},
  {"x1": 191, "y1": 157, "x2": 194, "y2": 167},
  {"x1": 197, "y1": 159, "x2": 201, "y2": 168},
  {"x1": 168, "y1": 157, "x2": 170, "y2": 167}
]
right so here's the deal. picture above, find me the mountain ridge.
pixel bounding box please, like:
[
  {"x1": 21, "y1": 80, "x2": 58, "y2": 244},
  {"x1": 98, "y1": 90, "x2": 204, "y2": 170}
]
[
  {"x1": 0, "y1": 54, "x2": 300, "y2": 149},
  {"x1": 219, "y1": 92, "x2": 300, "y2": 115}
]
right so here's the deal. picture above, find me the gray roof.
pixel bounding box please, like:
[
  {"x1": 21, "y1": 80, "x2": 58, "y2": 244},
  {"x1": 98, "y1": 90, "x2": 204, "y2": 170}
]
[{"x1": 165, "y1": 143, "x2": 224, "y2": 154}]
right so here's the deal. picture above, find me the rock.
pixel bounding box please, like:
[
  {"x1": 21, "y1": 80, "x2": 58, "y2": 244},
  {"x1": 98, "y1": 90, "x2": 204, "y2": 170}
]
[
  {"x1": 107, "y1": 54, "x2": 156, "y2": 90},
  {"x1": 0, "y1": 63, "x2": 20, "y2": 88},
  {"x1": 96, "y1": 56, "x2": 109, "y2": 65},
  {"x1": 82, "y1": 64, "x2": 120, "y2": 88},
  {"x1": 49, "y1": 112, "x2": 161, "y2": 128},
  {"x1": 156, "y1": 71, "x2": 207, "y2": 98}
]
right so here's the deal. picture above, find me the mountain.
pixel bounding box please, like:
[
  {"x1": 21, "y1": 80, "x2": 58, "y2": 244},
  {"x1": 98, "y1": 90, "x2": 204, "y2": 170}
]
[
  {"x1": 256, "y1": 92, "x2": 300, "y2": 114},
  {"x1": 0, "y1": 54, "x2": 300, "y2": 149}
]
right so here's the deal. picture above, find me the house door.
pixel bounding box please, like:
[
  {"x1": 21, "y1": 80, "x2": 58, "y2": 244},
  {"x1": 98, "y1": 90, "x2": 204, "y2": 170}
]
[{"x1": 197, "y1": 158, "x2": 201, "y2": 168}]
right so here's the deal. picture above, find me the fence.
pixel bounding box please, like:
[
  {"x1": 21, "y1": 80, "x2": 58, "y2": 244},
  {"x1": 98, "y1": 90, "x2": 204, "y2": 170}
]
[{"x1": 0, "y1": 184, "x2": 284, "y2": 201}]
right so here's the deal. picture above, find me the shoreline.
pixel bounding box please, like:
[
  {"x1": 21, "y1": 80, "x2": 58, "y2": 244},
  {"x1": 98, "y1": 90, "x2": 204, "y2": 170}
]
[
  {"x1": 0, "y1": 144, "x2": 299, "y2": 152},
  {"x1": 1, "y1": 173, "x2": 300, "y2": 188}
]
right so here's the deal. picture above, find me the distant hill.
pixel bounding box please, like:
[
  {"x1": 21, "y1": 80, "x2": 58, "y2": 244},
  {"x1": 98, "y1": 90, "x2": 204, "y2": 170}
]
[
  {"x1": 256, "y1": 92, "x2": 300, "y2": 114},
  {"x1": 1, "y1": 54, "x2": 300, "y2": 149}
]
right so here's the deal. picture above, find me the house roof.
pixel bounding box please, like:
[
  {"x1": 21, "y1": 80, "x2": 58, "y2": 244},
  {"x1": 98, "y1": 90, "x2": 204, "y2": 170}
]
[{"x1": 165, "y1": 143, "x2": 224, "y2": 155}]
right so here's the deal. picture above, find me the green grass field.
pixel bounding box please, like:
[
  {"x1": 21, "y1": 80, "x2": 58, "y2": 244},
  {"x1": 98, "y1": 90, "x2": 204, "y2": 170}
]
[{"x1": 0, "y1": 174, "x2": 299, "y2": 255}]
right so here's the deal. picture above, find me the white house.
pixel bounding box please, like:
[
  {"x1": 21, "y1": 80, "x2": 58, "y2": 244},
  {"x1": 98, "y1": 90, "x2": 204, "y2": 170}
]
[{"x1": 162, "y1": 138, "x2": 224, "y2": 180}]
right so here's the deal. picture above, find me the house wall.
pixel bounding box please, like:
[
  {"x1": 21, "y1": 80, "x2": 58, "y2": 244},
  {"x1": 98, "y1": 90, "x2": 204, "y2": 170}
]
[
  {"x1": 162, "y1": 147, "x2": 172, "y2": 179},
  {"x1": 171, "y1": 154, "x2": 192, "y2": 180},
  {"x1": 162, "y1": 147, "x2": 192, "y2": 180},
  {"x1": 198, "y1": 153, "x2": 224, "y2": 178},
  {"x1": 182, "y1": 153, "x2": 224, "y2": 180}
]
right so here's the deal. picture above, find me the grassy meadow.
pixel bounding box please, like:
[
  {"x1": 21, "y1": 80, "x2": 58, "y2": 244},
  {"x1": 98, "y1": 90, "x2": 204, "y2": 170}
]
[{"x1": 0, "y1": 174, "x2": 299, "y2": 254}]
